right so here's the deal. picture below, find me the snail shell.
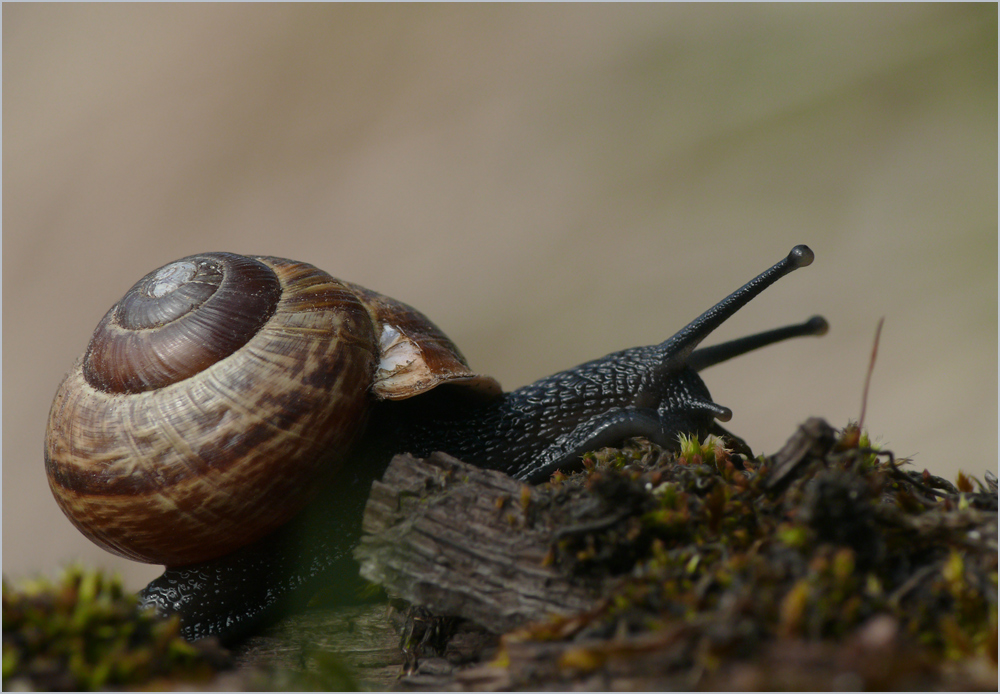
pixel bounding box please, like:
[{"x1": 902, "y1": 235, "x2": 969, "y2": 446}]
[{"x1": 44, "y1": 253, "x2": 499, "y2": 566}]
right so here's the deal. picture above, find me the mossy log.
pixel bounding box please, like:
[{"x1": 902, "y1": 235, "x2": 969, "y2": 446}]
[
  {"x1": 344, "y1": 418, "x2": 997, "y2": 690},
  {"x1": 17, "y1": 419, "x2": 990, "y2": 690}
]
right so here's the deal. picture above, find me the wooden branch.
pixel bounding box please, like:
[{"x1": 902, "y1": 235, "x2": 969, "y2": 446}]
[{"x1": 355, "y1": 452, "x2": 605, "y2": 635}]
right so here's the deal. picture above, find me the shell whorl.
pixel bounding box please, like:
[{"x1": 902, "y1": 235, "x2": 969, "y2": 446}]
[
  {"x1": 83, "y1": 254, "x2": 282, "y2": 394},
  {"x1": 45, "y1": 254, "x2": 379, "y2": 566}
]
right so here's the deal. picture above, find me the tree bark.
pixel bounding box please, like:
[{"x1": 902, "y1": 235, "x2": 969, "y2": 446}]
[{"x1": 355, "y1": 451, "x2": 606, "y2": 635}]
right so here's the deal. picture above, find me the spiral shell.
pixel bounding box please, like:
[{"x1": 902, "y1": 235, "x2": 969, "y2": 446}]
[{"x1": 44, "y1": 253, "x2": 499, "y2": 566}]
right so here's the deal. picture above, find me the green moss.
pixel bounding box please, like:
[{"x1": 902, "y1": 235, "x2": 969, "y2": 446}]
[
  {"x1": 527, "y1": 423, "x2": 997, "y2": 673},
  {"x1": 2, "y1": 566, "x2": 225, "y2": 690}
]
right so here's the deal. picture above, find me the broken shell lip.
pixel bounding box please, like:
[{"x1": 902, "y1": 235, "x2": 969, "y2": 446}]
[{"x1": 374, "y1": 324, "x2": 434, "y2": 395}]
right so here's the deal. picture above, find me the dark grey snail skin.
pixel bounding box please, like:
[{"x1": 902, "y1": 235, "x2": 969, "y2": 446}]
[{"x1": 139, "y1": 245, "x2": 827, "y2": 645}]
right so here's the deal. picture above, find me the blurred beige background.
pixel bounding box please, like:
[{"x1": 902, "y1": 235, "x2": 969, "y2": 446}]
[{"x1": 4, "y1": 5, "x2": 996, "y2": 592}]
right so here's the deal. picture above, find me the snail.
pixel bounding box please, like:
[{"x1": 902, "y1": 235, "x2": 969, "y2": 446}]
[{"x1": 45, "y1": 246, "x2": 827, "y2": 644}]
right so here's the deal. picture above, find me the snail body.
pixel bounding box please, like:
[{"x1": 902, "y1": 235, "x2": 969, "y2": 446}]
[{"x1": 45, "y1": 246, "x2": 827, "y2": 643}]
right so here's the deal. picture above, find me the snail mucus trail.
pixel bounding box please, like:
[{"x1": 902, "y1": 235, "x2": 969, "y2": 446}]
[{"x1": 44, "y1": 245, "x2": 827, "y2": 644}]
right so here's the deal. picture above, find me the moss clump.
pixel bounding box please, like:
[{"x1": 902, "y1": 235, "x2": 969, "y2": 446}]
[
  {"x1": 508, "y1": 419, "x2": 997, "y2": 687},
  {"x1": 2, "y1": 565, "x2": 227, "y2": 690}
]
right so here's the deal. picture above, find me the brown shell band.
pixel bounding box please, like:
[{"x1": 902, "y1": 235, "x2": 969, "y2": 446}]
[
  {"x1": 45, "y1": 257, "x2": 378, "y2": 565},
  {"x1": 82, "y1": 253, "x2": 282, "y2": 394}
]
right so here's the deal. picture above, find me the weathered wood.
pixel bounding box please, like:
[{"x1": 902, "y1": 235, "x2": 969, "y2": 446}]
[
  {"x1": 233, "y1": 603, "x2": 403, "y2": 689},
  {"x1": 355, "y1": 452, "x2": 607, "y2": 635},
  {"x1": 763, "y1": 416, "x2": 836, "y2": 490}
]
